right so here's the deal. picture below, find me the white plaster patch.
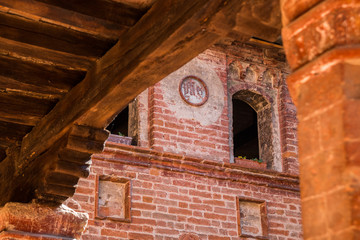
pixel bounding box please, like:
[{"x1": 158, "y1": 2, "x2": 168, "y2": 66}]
[{"x1": 161, "y1": 58, "x2": 225, "y2": 126}]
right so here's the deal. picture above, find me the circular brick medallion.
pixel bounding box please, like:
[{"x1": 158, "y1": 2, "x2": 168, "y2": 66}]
[
  {"x1": 179, "y1": 233, "x2": 200, "y2": 240},
  {"x1": 179, "y1": 76, "x2": 208, "y2": 106}
]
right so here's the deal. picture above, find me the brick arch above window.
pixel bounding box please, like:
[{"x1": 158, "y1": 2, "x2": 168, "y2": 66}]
[{"x1": 232, "y1": 89, "x2": 269, "y2": 112}]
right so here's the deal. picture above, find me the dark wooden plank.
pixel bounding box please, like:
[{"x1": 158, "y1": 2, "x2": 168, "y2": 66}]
[
  {"x1": 0, "y1": 75, "x2": 65, "y2": 100},
  {"x1": 0, "y1": 8, "x2": 116, "y2": 57},
  {"x1": 111, "y1": 0, "x2": 156, "y2": 10},
  {"x1": 0, "y1": 0, "x2": 127, "y2": 39},
  {"x1": 0, "y1": 111, "x2": 40, "y2": 126},
  {"x1": 0, "y1": 37, "x2": 95, "y2": 71},
  {"x1": 0, "y1": 55, "x2": 86, "y2": 91},
  {"x1": 35, "y1": 0, "x2": 145, "y2": 26},
  {"x1": 18, "y1": 0, "x2": 248, "y2": 169},
  {"x1": 0, "y1": 121, "x2": 33, "y2": 143},
  {"x1": 0, "y1": 91, "x2": 56, "y2": 126},
  {"x1": 0, "y1": 147, "x2": 6, "y2": 163}
]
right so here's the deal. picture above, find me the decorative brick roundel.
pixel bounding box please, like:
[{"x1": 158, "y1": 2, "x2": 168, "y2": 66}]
[
  {"x1": 179, "y1": 76, "x2": 209, "y2": 106},
  {"x1": 179, "y1": 233, "x2": 200, "y2": 240}
]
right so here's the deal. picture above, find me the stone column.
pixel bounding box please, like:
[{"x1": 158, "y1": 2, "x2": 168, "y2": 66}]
[
  {"x1": 280, "y1": 0, "x2": 360, "y2": 239},
  {"x1": 0, "y1": 202, "x2": 87, "y2": 239}
]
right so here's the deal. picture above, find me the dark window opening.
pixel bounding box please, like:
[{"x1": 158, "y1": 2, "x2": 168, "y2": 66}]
[
  {"x1": 106, "y1": 106, "x2": 129, "y2": 136},
  {"x1": 233, "y1": 98, "x2": 259, "y2": 159}
]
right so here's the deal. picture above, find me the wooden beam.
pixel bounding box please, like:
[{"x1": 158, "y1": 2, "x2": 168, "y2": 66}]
[
  {"x1": 0, "y1": 55, "x2": 86, "y2": 91},
  {"x1": 0, "y1": 7, "x2": 116, "y2": 57},
  {"x1": 0, "y1": 0, "x2": 127, "y2": 39},
  {"x1": 35, "y1": 0, "x2": 146, "y2": 26},
  {"x1": 231, "y1": 0, "x2": 282, "y2": 42},
  {"x1": 18, "y1": 0, "x2": 249, "y2": 174},
  {"x1": 0, "y1": 37, "x2": 94, "y2": 71},
  {"x1": 0, "y1": 76, "x2": 65, "y2": 101},
  {"x1": 0, "y1": 91, "x2": 56, "y2": 126}
]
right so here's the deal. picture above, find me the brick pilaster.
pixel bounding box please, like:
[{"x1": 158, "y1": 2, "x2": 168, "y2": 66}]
[{"x1": 281, "y1": 0, "x2": 360, "y2": 239}]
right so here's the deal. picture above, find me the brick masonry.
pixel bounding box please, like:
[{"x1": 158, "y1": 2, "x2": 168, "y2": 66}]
[
  {"x1": 138, "y1": 43, "x2": 298, "y2": 174},
  {"x1": 66, "y1": 143, "x2": 302, "y2": 240},
  {"x1": 65, "y1": 43, "x2": 302, "y2": 239}
]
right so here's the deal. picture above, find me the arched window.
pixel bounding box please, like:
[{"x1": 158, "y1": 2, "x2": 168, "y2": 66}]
[
  {"x1": 231, "y1": 90, "x2": 274, "y2": 168},
  {"x1": 232, "y1": 99, "x2": 259, "y2": 159}
]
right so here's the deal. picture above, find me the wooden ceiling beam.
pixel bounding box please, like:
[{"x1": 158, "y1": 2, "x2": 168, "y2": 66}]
[
  {"x1": 0, "y1": 37, "x2": 95, "y2": 71},
  {"x1": 0, "y1": 76, "x2": 66, "y2": 101},
  {"x1": 0, "y1": 7, "x2": 116, "y2": 57},
  {"x1": 35, "y1": 0, "x2": 146, "y2": 26},
  {"x1": 0, "y1": 55, "x2": 86, "y2": 92},
  {"x1": 0, "y1": 0, "x2": 127, "y2": 39}
]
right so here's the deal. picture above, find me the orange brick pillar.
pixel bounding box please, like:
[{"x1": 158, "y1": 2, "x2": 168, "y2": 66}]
[
  {"x1": 0, "y1": 202, "x2": 88, "y2": 239},
  {"x1": 280, "y1": 0, "x2": 360, "y2": 239}
]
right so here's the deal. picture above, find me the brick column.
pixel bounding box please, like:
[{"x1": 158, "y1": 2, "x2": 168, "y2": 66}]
[
  {"x1": 0, "y1": 202, "x2": 88, "y2": 239},
  {"x1": 280, "y1": 0, "x2": 360, "y2": 239}
]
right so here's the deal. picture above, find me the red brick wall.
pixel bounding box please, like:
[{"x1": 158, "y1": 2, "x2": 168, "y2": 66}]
[
  {"x1": 66, "y1": 143, "x2": 302, "y2": 240},
  {"x1": 144, "y1": 44, "x2": 298, "y2": 174},
  {"x1": 67, "y1": 44, "x2": 302, "y2": 240},
  {"x1": 148, "y1": 49, "x2": 230, "y2": 163}
]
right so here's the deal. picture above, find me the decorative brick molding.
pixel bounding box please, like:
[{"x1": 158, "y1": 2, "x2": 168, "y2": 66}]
[
  {"x1": 93, "y1": 142, "x2": 300, "y2": 192},
  {"x1": 0, "y1": 202, "x2": 88, "y2": 239}
]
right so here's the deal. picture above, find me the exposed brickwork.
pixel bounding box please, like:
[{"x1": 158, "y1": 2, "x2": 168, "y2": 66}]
[
  {"x1": 67, "y1": 142, "x2": 302, "y2": 240},
  {"x1": 139, "y1": 45, "x2": 299, "y2": 174},
  {"x1": 148, "y1": 51, "x2": 230, "y2": 163},
  {"x1": 64, "y1": 44, "x2": 301, "y2": 239}
]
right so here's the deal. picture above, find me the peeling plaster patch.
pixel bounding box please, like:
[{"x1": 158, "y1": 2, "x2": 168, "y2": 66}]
[{"x1": 161, "y1": 58, "x2": 225, "y2": 126}]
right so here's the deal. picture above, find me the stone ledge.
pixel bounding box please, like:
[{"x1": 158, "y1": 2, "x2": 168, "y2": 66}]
[
  {"x1": 94, "y1": 142, "x2": 300, "y2": 192},
  {"x1": 0, "y1": 202, "x2": 88, "y2": 239}
]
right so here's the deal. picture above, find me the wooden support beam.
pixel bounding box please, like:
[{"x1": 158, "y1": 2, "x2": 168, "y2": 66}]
[
  {"x1": 0, "y1": 55, "x2": 86, "y2": 92},
  {"x1": 0, "y1": 125, "x2": 109, "y2": 205},
  {"x1": 35, "y1": 0, "x2": 146, "y2": 26},
  {"x1": 0, "y1": 37, "x2": 94, "y2": 71},
  {"x1": 235, "y1": 0, "x2": 281, "y2": 42},
  {"x1": 18, "y1": 0, "x2": 249, "y2": 175},
  {"x1": 0, "y1": 6, "x2": 116, "y2": 57},
  {"x1": 0, "y1": 0, "x2": 127, "y2": 39}
]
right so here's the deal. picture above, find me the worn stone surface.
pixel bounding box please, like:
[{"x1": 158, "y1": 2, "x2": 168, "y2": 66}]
[
  {"x1": 282, "y1": 0, "x2": 360, "y2": 239},
  {"x1": 282, "y1": 0, "x2": 360, "y2": 70},
  {"x1": 0, "y1": 202, "x2": 88, "y2": 239},
  {"x1": 98, "y1": 180, "x2": 126, "y2": 219}
]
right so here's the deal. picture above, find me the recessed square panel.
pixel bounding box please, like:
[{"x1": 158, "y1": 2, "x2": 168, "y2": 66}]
[
  {"x1": 237, "y1": 197, "x2": 268, "y2": 239},
  {"x1": 95, "y1": 175, "x2": 130, "y2": 222}
]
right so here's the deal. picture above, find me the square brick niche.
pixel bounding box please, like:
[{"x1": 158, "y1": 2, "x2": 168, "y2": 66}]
[
  {"x1": 95, "y1": 175, "x2": 131, "y2": 222},
  {"x1": 237, "y1": 197, "x2": 269, "y2": 239}
]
